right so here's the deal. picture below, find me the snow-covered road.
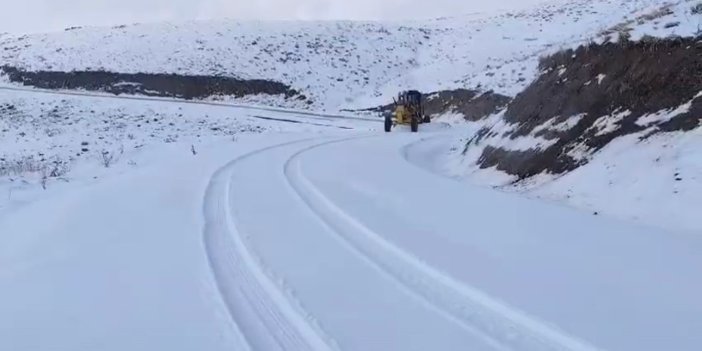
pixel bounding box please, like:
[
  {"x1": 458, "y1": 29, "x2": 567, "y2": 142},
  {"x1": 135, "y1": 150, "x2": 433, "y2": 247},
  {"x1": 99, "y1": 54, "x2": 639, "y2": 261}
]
[
  {"x1": 0, "y1": 85, "x2": 378, "y2": 122},
  {"x1": 2, "y1": 129, "x2": 701, "y2": 351}
]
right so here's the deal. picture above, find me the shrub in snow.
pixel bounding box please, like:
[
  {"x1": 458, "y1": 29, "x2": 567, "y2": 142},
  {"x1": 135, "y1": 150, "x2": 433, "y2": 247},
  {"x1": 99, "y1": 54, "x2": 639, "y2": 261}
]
[
  {"x1": 0, "y1": 156, "x2": 46, "y2": 177},
  {"x1": 100, "y1": 151, "x2": 114, "y2": 168},
  {"x1": 692, "y1": 3, "x2": 702, "y2": 15},
  {"x1": 1, "y1": 155, "x2": 70, "y2": 190},
  {"x1": 99, "y1": 146, "x2": 124, "y2": 168},
  {"x1": 47, "y1": 158, "x2": 70, "y2": 178}
]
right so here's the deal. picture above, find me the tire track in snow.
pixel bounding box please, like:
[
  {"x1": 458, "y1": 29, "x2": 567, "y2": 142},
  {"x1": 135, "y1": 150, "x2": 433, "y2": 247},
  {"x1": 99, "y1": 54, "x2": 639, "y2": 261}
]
[
  {"x1": 203, "y1": 138, "x2": 339, "y2": 351},
  {"x1": 283, "y1": 137, "x2": 604, "y2": 351},
  {"x1": 249, "y1": 115, "x2": 354, "y2": 129}
]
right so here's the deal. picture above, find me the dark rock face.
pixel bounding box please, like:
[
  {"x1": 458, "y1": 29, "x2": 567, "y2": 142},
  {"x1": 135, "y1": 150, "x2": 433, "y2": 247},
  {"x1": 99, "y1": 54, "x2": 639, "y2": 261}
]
[
  {"x1": 475, "y1": 36, "x2": 702, "y2": 179},
  {"x1": 424, "y1": 89, "x2": 512, "y2": 121},
  {"x1": 1, "y1": 66, "x2": 305, "y2": 101}
]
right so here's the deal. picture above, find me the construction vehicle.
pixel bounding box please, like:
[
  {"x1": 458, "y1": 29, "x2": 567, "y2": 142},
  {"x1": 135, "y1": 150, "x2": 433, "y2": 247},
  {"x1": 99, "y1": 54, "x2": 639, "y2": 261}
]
[{"x1": 385, "y1": 90, "x2": 430, "y2": 133}]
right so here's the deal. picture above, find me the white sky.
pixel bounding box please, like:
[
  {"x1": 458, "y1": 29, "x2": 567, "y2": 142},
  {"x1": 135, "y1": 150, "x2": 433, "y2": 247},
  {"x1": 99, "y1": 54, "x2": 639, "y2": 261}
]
[{"x1": 1, "y1": 0, "x2": 548, "y2": 34}]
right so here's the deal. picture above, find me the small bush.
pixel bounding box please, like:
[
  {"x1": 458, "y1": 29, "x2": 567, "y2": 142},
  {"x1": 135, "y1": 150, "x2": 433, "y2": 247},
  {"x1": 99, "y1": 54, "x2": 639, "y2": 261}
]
[
  {"x1": 692, "y1": 3, "x2": 702, "y2": 15},
  {"x1": 100, "y1": 151, "x2": 115, "y2": 168},
  {"x1": 99, "y1": 146, "x2": 124, "y2": 168},
  {"x1": 48, "y1": 158, "x2": 70, "y2": 178}
]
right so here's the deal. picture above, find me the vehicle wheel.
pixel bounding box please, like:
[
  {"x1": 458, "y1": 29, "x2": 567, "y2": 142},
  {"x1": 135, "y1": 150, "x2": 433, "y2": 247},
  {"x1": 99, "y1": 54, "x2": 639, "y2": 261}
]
[
  {"x1": 384, "y1": 116, "x2": 392, "y2": 132},
  {"x1": 411, "y1": 117, "x2": 419, "y2": 133},
  {"x1": 423, "y1": 115, "x2": 431, "y2": 123}
]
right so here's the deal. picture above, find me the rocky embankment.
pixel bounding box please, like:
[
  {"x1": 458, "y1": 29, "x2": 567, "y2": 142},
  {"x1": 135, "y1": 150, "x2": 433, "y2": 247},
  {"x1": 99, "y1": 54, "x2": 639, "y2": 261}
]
[
  {"x1": 1, "y1": 66, "x2": 307, "y2": 102},
  {"x1": 468, "y1": 36, "x2": 702, "y2": 179}
]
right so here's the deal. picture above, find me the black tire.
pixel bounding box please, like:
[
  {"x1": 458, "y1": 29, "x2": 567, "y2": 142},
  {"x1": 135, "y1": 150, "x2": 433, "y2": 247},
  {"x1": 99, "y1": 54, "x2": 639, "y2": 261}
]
[
  {"x1": 384, "y1": 116, "x2": 392, "y2": 132},
  {"x1": 423, "y1": 115, "x2": 431, "y2": 124},
  {"x1": 410, "y1": 117, "x2": 419, "y2": 133}
]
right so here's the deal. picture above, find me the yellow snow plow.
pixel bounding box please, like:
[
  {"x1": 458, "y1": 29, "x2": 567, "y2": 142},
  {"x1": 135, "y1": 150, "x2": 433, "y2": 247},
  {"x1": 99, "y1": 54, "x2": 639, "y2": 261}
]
[{"x1": 385, "y1": 90, "x2": 430, "y2": 133}]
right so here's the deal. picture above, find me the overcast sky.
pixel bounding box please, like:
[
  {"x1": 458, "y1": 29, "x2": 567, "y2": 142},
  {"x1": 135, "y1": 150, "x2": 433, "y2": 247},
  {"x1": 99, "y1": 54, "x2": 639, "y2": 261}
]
[{"x1": 1, "y1": 0, "x2": 547, "y2": 34}]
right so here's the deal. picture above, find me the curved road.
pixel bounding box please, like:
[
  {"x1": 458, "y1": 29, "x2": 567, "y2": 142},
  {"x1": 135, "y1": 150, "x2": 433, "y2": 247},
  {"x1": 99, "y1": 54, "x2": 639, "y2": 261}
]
[{"x1": 203, "y1": 134, "x2": 702, "y2": 351}]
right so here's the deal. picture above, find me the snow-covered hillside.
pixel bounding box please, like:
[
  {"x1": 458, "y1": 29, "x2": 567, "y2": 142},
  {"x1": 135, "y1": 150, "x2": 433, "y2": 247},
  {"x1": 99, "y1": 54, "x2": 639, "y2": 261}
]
[
  {"x1": 2, "y1": 0, "x2": 698, "y2": 110},
  {"x1": 430, "y1": 1, "x2": 702, "y2": 233}
]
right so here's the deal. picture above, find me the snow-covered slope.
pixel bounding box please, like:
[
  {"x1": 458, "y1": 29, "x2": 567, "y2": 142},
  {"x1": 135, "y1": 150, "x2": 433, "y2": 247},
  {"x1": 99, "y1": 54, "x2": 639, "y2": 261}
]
[
  {"x1": 433, "y1": 2, "x2": 702, "y2": 233},
  {"x1": 2, "y1": 0, "x2": 697, "y2": 110},
  {"x1": 530, "y1": 129, "x2": 702, "y2": 233}
]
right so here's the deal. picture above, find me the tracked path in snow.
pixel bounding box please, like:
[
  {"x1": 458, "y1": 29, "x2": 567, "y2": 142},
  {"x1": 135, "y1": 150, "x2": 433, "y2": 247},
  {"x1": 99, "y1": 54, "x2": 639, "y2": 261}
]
[
  {"x1": 204, "y1": 130, "x2": 702, "y2": 350},
  {"x1": 203, "y1": 138, "x2": 340, "y2": 351},
  {"x1": 205, "y1": 135, "x2": 604, "y2": 351},
  {"x1": 209, "y1": 135, "x2": 503, "y2": 350},
  {"x1": 283, "y1": 138, "x2": 601, "y2": 351}
]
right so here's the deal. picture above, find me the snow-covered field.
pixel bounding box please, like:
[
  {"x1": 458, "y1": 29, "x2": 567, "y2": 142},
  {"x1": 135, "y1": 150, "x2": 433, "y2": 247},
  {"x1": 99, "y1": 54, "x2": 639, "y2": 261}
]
[{"x1": 0, "y1": 87, "x2": 376, "y2": 215}]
